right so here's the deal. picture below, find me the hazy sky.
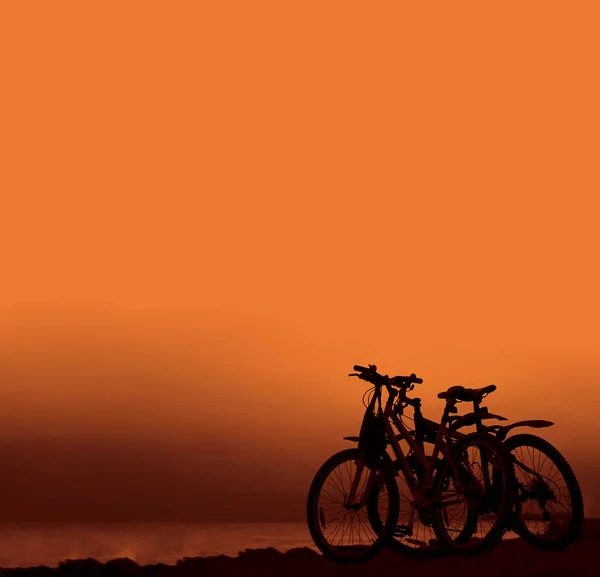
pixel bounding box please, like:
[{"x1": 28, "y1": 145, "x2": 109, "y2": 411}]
[{"x1": 1, "y1": 2, "x2": 599, "y2": 521}]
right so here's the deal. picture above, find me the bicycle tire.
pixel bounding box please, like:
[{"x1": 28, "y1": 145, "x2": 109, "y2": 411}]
[
  {"x1": 367, "y1": 455, "x2": 452, "y2": 559},
  {"x1": 504, "y1": 433, "x2": 584, "y2": 550},
  {"x1": 431, "y1": 432, "x2": 516, "y2": 557},
  {"x1": 306, "y1": 448, "x2": 400, "y2": 564}
]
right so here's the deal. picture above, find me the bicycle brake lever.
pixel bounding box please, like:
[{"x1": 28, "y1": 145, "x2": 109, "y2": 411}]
[{"x1": 348, "y1": 373, "x2": 361, "y2": 377}]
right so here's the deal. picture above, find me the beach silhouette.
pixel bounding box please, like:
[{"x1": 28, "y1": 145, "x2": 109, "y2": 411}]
[{"x1": 0, "y1": 520, "x2": 598, "y2": 576}]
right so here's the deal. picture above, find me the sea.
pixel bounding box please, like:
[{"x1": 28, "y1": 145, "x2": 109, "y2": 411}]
[
  {"x1": 0, "y1": 522, "x2": 521, "y2": 568},
  {"x1": 0, "y1": 522, "x2": 317, "y2": 568}
]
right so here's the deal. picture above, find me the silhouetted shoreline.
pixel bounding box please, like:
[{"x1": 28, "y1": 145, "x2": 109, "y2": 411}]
[{"x1": 2, "y1": 520, "x2": 599, "y2": 577}]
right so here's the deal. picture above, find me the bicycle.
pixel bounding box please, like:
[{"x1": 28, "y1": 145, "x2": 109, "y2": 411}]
[
  {"x1": 381, "y1": 383, "x2": 584, "y2": 555},
  {"x1": 363, "y1": 378, "x2": 513, "y2": 558},
  {"x1": 443, "y1": 385, "x2": 585, "y2": 550},
  {"x1": 306, "y1": 365, "x2": 516, "y2": 564}
]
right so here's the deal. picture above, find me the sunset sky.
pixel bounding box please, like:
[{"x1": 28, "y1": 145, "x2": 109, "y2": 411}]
[{"x1": 1, "y1": 2, "x2": 599, "y2": 522}]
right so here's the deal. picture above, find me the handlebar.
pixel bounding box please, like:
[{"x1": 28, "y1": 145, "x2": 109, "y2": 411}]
[
  {"x1": 349, "y1": 364, "x2": 423, "y2": 388},
  {"x1": 353, "y1": 365, "x2": 369, "y2": 373},
  {"x1": 399, "y1": 385, "x2": 421, "y2": 407}
]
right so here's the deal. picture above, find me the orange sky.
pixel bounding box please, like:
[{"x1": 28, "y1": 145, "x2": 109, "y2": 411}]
[{"x1": 1, "y1": 1, "x2": 599, "y2": 521}]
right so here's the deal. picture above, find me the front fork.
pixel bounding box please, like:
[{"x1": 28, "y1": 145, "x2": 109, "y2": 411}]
[{"x1": 344, "y1": 458, "x2": 379, "y2": 509}]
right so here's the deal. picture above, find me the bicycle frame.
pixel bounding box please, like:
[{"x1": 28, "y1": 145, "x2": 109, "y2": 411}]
[
  {"x1": 345, "y1": 387, "x2": 482, "y2": 520},
  {"x1": 453, "y1": 396, "x2": 555, "y2": 487}
]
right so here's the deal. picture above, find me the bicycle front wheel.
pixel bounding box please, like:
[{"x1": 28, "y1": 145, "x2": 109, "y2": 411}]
[
  {"x1": 431, "y1": 432, "x2": 516, "y2": 557},
  {"x1": 306, "y1": 448, "x2": 399, "y2": 564}
]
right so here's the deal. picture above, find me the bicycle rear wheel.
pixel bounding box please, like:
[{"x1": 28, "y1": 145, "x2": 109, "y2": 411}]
[
  {"x1": 505, "y1": 433, "x2": 584, "y2": 550},
  {"x1": 431, "y1": 432, "x2": 516, "y2": 557},
  {"x1": 306, "y1": 448, "x2": 399, "y2": 564}
]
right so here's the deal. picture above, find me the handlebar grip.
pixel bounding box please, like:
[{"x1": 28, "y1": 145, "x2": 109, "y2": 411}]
[
  {"x1": 353, "y1": 365, "x2": 369, "y2": 372},
  {"x1": 413, "y1": 377, "x2": 423, "y2": 384}
]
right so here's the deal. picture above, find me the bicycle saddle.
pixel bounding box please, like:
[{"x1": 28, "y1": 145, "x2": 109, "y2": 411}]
[{"x1": 437, "y1": 384, "x2": 497, "y2": 402}]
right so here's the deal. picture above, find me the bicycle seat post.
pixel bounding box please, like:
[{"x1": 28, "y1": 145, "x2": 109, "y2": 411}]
[{"x1": 442, "y1": 399, "x2": 458, "y2": 422}]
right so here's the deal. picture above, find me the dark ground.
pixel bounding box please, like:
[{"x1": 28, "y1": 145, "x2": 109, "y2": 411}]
[{"x1": 2, "y1": 520, "x2": 599, "y2": 577}]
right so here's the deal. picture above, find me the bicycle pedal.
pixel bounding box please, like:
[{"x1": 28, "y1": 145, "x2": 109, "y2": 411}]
[
  {"x1": 394, "y1": 525, "x2": 413, "y2": 537},
  {"x1": 405, "y1": 538, "x2": 427, "y2": 546}
]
